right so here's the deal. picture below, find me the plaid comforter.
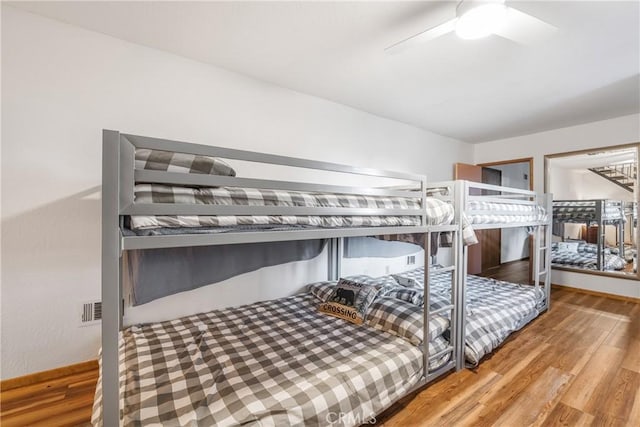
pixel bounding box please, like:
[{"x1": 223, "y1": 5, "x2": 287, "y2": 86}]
[
  {"x1": 553, "y1": 201, "x2": 625, "y2": 222},
  {"x1": 551, "y1": 248, "x2": 626, "y2": 271},
  {"x1": 466, "y1": 200, "x2": 548, "y2": 225},
  {"x1": 131, "y1": 184, "x2": 428, "y2": 230},
  {"x1": 391, "y1": 267, "x2": 542, "y2": 366},
  {"x1": 92, "y1": 294, "x2": 450, "y2": 427},
  {"x1": 130, "y1": 184, "x2": 479, "y2": 244}
]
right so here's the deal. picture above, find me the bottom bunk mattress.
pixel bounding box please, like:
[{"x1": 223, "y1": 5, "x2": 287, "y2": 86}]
[
  {"x1": 92, "y1": 293, "x2": 449, "y2": 427},
  {"x1": 551, "y1": 242, "x2": 627, "y2": 271},
  {"x1": 391, "y1": 268, "x2": 543, "y2": 366}
]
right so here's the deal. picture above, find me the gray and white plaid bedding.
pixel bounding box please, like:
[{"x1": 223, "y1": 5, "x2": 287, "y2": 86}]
[
  {"x1": 92, "y1": 293, "x2": 450, "y2": 427},
  {"x1": 553, "y1": 201, "x2": 625, "y2": 222},
  {"x1": 551, "y1": 249, "x2": 626, "y2": 271},
  {"x1": 136, "y1": 149, "x2": 236, "y2": 176},
  {"x1": 466, "y1": 200, "x2": 548, "y2": 225},
  {"x1": 130, "y1": 184, "x2": 435, "y2": 230},
  {"x1": 390, "y1": 267, "x2": 542, "y2": 366}
]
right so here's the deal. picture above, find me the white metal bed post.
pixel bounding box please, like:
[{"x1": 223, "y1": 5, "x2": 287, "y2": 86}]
[
  {"x1": 421, "y1": 176, "x2": 431, "y2": 379},
  {"x1": 534, "y1": 214, "x2": 543, "y2": 299},
  {"x1": 327, "y1": 238, "x2": 343, "y2": 281},
  {"x1": 102, "y1": 130, "x2": 123, "y2": 426},
  {"x1": 618, "y1": 201, "x2": 625, "y2": 257},
  {"x1": 455, "y1": 180, "x2": 467, "y2": 370},
  {"x1": 423, "y1": 231, "x2": 431, "y2": 379},
  {"x1": 544, "y1": 193, "x2": 553, "y2": 310},
  {"x1": 595, "y1": 200, "x2": 603, "y2": 271}
]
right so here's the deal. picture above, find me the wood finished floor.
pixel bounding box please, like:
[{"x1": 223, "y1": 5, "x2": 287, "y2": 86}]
[
  {"x1": 1, "y1": 288, "x2": 638, "y2": 426},
  {"x1": 477, "y1": 259, "x2": 531, "y2": 284},
  {"x1": 378, "y1": 287, "x2": 640, "y2": 427}
]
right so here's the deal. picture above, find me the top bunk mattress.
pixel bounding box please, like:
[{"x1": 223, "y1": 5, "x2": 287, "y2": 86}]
[
  {"x1": 129, "y1": 184, "x2": 455, "y2": 232},
  {"x1": 465, "y1": 200, "x2": 548, "y2": 225},
  {"x1": 553, "y1": 201, "x2": 625, "y2": 222}
]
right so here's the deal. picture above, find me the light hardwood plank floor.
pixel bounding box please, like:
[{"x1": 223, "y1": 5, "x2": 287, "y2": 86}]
[
  {"x1": 1, "y1": 288, "x2": 638, "y2": 427},
  {"x1": 377, "y1": 287, "x2": 640, "y2": 426}
]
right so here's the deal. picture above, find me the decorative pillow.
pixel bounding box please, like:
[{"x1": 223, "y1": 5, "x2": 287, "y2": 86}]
[
  {"x1": 318, "y1": 278, "x2": 379, "y2": 325},
  {"x1": 386, "y1": 287, "x2": 424, "y2": 306},
  {"x1": 557, "y1": 242, "x2": 580, "y2": 253},
  {"x1": 346, "y1": 274, "x2": 400, "y2": 297},
  {"x1": 365, "y1": 297, "x2": 449, "y2": 346},
  {"x1": 135, "y1": 149, "x2": 236, "y2": 176},
  {"x1": 392, "y1": 267, "x2": 436, "y2": 289},
  {"x1": 307, "y1": 275, "x2": 399, "y2": 302}
]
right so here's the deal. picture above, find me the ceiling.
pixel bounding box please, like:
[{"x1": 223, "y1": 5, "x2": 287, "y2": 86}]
[{"x1": 9, "y1": 1, "x2": 640, "y2": 143}]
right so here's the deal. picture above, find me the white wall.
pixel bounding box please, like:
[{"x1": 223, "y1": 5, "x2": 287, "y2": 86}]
[
  {"x1": 475, "y1": 114, "x2": 640, "y2": 299},
  {"x1": 489, "y1": 163, "x2": 531, "y2": 263},
  {"x1": 0, "y1": 6, "x2": 473, "y2": 379},
  {"x1": 550, "y1": 167, "x2": 633, "y2": 201}
]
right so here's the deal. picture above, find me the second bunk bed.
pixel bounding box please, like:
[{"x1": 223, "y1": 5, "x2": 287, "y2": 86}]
[
  {"x1": 96, "y1": 131, "x2": 473, "y2": 426},
  {"x1": 387, "y1": 180, "x2": 552, "y2": 367},
  {"x1": 552, "y1": 199, "x2": 630, "y2": 271}
]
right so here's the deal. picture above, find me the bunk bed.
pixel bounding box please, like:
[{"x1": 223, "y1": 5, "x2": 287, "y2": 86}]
[
  {"x1": 550, "y1": 241, "x2": 626, "y2": 271},
  {"x1": 552, "y1": 200, "x2": 627, "y2": 271},
  {"x1": 411, "y1": 180, "x2": 552, "y2": 366},
  {"x1": 97, "y1": 130, "x2": 464, "y2": 426}
]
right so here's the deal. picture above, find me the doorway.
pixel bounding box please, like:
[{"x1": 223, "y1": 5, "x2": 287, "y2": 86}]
[{"x1": 455, "y1": 158, "x2": 534, "y2": 278}]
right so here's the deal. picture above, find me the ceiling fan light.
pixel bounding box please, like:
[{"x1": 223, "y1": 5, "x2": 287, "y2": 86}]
[{"x1": 455, "y1": 3, "x2": 508, "y2": 40}]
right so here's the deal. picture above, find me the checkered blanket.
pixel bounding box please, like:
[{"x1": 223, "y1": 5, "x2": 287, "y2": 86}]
[
  {"x1": 129, "y1": 185, "x2": 476, "y2": 242},
  {"x1": 92, "y1": 293, "x2": 450, "y2": 427},
  {"x1": 553, "y1": 201, "x2": 625, "y2": 222},
  {"x1": 391, "y1": 267, "x2": 542, "y2": 366},
  {"x1": 466, "y1": 200, "x2": 548, "y2": 225},
  {"x1": 551, "y1": 246, "x2": 626, "y2": 270},
  {"x1": 130, "y1": 184, "x2": 429, "y2": 230},
  {"x1": 136, "y1": 148, "x2": 236, "y2": 176}
]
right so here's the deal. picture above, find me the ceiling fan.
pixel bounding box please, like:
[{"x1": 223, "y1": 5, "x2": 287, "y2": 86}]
[{"x1": 386, "y1": 0, "x2": 557, "y2": 54}]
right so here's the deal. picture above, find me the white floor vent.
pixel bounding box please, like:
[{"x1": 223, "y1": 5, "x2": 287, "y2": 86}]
[{"x1": 81, "y1": 301, "x2": 102, "y2": 325}]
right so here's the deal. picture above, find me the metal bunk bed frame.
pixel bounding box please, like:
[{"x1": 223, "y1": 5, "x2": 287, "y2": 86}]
[
  {"x1": 552, "y1": 199, "x2": 626, "y2": 270},
  {"x1": 428, "y1": 180, "x2": 552, "y2": 369},
  {"x1": 101, "y1": 130, "x2": 462, "y2": 425}
]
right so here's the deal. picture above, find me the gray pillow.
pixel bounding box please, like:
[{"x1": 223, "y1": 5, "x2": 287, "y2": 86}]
[
  {"x1": 366, "y1": 297, "x2": 449, "y2": 345},
  {"x1": 135, "y1": 149, "x2": 236, "y2": 176}
]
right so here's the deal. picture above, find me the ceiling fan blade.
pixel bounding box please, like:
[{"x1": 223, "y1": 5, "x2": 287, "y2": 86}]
[
  {"x1": 385, "y1": 18, "x2": 457, "y2": 55},
  {"x1": 494, "y1": 7, "x2": 557, "y2": 45}
]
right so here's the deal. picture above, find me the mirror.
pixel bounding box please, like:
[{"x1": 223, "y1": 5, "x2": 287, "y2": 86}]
[{"x1": 545, "y1": 144, "x2": 639, "y2": 279}]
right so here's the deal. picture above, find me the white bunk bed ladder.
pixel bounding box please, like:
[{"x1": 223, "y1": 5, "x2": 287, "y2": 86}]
[
  {"x1": 425, "y1": 180, "x2": 465, "y2": 371},
  {"x1": 424, "y1": 223, "x2": 461, "y2": 382},
  {"x1": 533, "y1": 193, "x2": 553, "y2": 311}
]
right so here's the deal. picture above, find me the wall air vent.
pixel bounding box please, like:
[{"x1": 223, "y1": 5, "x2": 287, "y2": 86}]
[
  {"x1": 81, "y1": 301, "x2": 102, "y2": 325},
  {"x1": 407, "y1": 255, "x2": 416, "y2": 265}
]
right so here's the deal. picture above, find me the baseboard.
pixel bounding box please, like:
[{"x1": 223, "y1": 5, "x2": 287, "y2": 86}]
[
  {"x1": 551, "y1": 283, "x2": 640, "y2": 303},
  {"x1": 500, "y1": 257, "x2": 529, "y2": 265},
  {"x1": 0, "y1": 359, "x2": 98, "y2": 391}
]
